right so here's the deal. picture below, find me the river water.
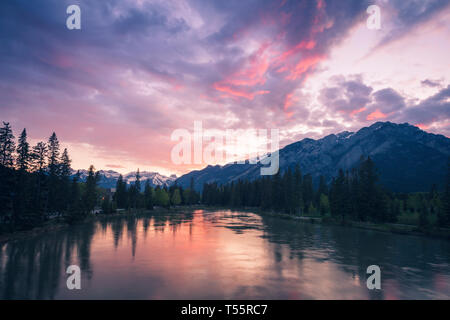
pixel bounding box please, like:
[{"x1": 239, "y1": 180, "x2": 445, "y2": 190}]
[{"x1": 0, "y1": 209, "x2": 449, "y2": 299}]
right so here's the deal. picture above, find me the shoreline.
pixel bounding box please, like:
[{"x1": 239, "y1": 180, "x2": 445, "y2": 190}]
[
  {"x1": 1, "y1": 206, "x2": 449, "y2": 244},
  {"x1": 199, "y1": 205, "x2": 450, "y2": 241},
  {"x1": 0, "y1": 207, "x2": 188, "y2": 245},
  {"x1": 250, "y1": 208, "x2": 450, "y2": 241}
]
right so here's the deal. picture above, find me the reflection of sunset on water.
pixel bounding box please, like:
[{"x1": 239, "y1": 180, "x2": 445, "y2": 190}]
[{"x1": 0, "y1": 210, "x2": 449, "y2": 299}]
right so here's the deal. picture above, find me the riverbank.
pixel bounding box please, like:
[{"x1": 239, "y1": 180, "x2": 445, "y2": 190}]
[
  {"x1": 2, "y1": 206, "x2": 449, "y2": 244},
  {"x1": 0, "y1": 207, "x2": 190, "y2": 244},
  {"x1": 196, "y1": 205, "x2": 450, "y2": 240},
  {"x1": 246, "y1": 208, "x2": 450, "y2": 241}
]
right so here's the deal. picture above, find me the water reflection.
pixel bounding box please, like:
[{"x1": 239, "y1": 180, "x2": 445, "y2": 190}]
[{"x1": 0, "y1": 210, "x2": 449, "y2": 299}]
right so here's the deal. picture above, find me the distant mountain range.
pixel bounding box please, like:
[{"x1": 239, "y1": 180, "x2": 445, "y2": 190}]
[
  {"x1": 72, "y1": 169, "x2": 177, "y2": 191},
  {"x1": 175, "y1": 122, "x2": 450, "y2": 193}
]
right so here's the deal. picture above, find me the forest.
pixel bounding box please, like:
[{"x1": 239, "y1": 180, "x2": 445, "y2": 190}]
[
  {"x1": 202, "y1": 157, "x2": 450, "y2": 228},
  {"x1": 1, "y1": 121, "x2": 449, "y2": 234},
  {"x1": 0, "y1": 121, "x2": 199, "y2": 233}
]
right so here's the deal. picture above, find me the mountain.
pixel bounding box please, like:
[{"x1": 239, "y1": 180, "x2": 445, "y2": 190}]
[
  {"x1": 176, "y1": 122, "x2": 450, "y2": 193},
  {"x1": 72, "y1": 169, "x2": 177, "y2": 190}
]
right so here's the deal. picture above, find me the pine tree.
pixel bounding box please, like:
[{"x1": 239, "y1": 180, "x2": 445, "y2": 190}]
[
  {"x1": 302, "y1": 174, "x2": 313, "y2": 213},
  {"x1": 101, "y1": 194, "x2": 112, "y2": 214},
  {"x1": 357, "y1": 156, "x2": 378, "y2": 221},
  {"x1": 293, "y1": 165, "x2": 303, "y2": 214},
  {"x1": 0, "y1": 122, "x2": 16, "y2": 168},
  {"x1": 58, "y1": 148, "x2": 72, "y2": 212},
  {"x1": 0, "y1": 163, "x2": 14, "y2": 228},
  {"x1": 171, "y1": 188, "x2": 181, "y2": 206},
  {"x1": 283, "y1": 168, "x2": 296, "y2": 214},
  {"x1": 47, "y1": 132, "x2": 60, "y2": 175},
  {"x1": 144, "y1": 180, "x2": 154, "y2": 210},
  {"x1": 315, "y1": 175, "x2": 328, "y2": 207},
  {"x1": 47, "y1": 132, "x2": 60, "y2": 212},
  {"x1": 16, "y1": 128, "x2": 30, "y2": 171},
  {"x1": 114, "y1": 174, "x2": 128, "y2": 209},
  {"x1": 84, "y1": 165, "x2": 99, "y2": 213},
  {"x1": 60, "y1": 148, "x2": 71, "y2": 178},
  {"x1": 188, "y1": 177, "x2": 198, "y2": 204},
  {"x1": 438, "y1": 158, "x2": 450, "y2": 227},
  {"x1": 12, "y1": 128, "x2": 31, "y2": 227},
  {"x1": 67, "y1": 171, "x2": 83, "y2": 222},
  {"x1": 131, "y1": 169, "x2": 142, "y2": 209},
  {"x1": 30, "y1": 142, "x2": 48, "y2": 220}
]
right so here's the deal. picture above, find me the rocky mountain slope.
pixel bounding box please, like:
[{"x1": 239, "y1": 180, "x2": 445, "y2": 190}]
[
  {"x1": 72, "y1": 169, "x2": 177, "y2": 190},
  {"x1": 176, "y1": 122, "x2": 450, "y2": 192}
]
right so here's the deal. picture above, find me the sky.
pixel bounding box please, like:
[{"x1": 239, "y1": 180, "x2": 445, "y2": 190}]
[{"x1": 0, "y1": 0, "x2": 449, "y2": 176}]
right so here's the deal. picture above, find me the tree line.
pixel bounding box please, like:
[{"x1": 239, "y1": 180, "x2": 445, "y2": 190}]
[
  {"x1": 0, "y1": 121, "x2": 80, "y2": 231},
  {"x1": 202, "y1": 156, "x2": 450, "y2": 228},
  {"x1": 108, "y1": 171, "x2": 200, "y2": 213},
  {"x1": 0, "y1": 121, "x2": 200, "y2": 233},
  {"x1": 1, "y1": 120, "x2": 449, "y2": 233}
]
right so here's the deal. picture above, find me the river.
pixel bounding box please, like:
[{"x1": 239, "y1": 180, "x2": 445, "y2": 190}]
[{"x1": 0, "y1": 209, "x2": 449, "y2": 299}]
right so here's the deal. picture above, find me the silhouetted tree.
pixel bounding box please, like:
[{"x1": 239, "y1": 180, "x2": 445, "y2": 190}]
[
  {"x1": 439, "y1": 158, "x2": 450, "y2": 227},
  {"x1": 0, "y1": 122, "x2": 15, "y2": 167},
  {"x1": 83, "y1": 165, "x2": 99, "y2": 213},
  {"x1": 144, "y1": 180, "x2": 154, "y2": 210},
  {"x1": 16, "y1": 128, "x2": 30, "y2": 172},
  {"x1": 114, "y1": 175, "x2": 128, "y2": 209}
]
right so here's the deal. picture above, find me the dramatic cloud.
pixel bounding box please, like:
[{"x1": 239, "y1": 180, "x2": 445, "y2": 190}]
[{"x1": 0, "y1": 0, "x2": 448, "y2": 174}]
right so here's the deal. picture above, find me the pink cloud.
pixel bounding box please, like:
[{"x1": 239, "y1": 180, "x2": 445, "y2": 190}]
[{"x1": 367, "y1": 109, "x2": 388, "y2": 121}]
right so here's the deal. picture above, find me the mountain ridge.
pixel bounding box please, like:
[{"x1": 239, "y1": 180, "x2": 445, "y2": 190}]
[
  {"x1": 71, "y1": 169, "x2": 177, "y2": 190},
  {"x1": 175, "y1": 121, "x2": 450, "y2": 193}
]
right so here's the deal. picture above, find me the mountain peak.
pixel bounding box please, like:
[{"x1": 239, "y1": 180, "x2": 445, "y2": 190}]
[{"x1": 176, "y1": 121, "x2": 450, "y2": 192}]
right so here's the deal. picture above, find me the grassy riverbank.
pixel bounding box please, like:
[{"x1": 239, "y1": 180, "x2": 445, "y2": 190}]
[
  {"x1": 248, "y1": 208, "x2": 450, "y2": 240},
  {"x1": 197, "y1": 205, "x2": 450, "y2": 240}
]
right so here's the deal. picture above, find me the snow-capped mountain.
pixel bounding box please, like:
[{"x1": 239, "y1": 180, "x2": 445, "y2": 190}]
[
  {"x1": 71, "y1": 169, "x2": 176, "y2": 190},
  {"x1": 176, "y1": 122, "x2": 450, "y2": 193}
]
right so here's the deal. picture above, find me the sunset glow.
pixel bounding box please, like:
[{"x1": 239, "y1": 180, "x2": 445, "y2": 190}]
[{"x1": 1, "y1": 0, "x2": 449, "y2": 175}]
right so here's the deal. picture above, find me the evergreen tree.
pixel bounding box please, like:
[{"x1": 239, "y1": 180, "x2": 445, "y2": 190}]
[
  {"x1": 315, "y1": 175, "x2": 328, "y2": 207},
  {"x1": 357, "y1": 156, "x2": 378, "y2": 221},
  {"x1": 0, "y1": 122, "x2": 15, "y2": 168},
  {"x1": 188, "y1": 177, "x2": 199, "y2": 204},
  {"x1": 67, "y1": 171, "x2": 83, "y2": 222},
  {"x1": 31, "y1": 142, "x2": 47, "y2": 173},
  {"x1": 16, "y1": 128, "x2": 30, "y2": 171},
  {"x1": 130, "y1": 169, "x2": 142, "y2": 209},
  {"x1": 302, "y1": 174, "x2": 313, "y2": 213},
  {"x1": 0, "y1": 164, "x2": 14, "y2": 228},
  {"x1": 293, "y1": 165, "x2": 303, "y2": 214},
  {"x1": 58, "y1": 148, "x2": 72, "y2": 212},
  {"x1": 47, "y1": 132, "x2": 60, "y2": 212},
  {"x1": 114, "y1": 175, "x2": 128, "y2": 209},
  {"x1": 439, "y1": 158, "x2": 450, "y2": 227},
  {"x1": 13, "y1": 129, "x2": 32, "y2": 226},
  {"x1": 171, "y1": 188, "x2": 181, "y2": 206},
  {"x1": 83, "y1": 165, "x2": 99, "y2": 213},
  {"x1": 283, "y1": 168, "x2": 296, "y2": 214},
  {"x1": 330, "y1": 169, "x2": 350, "y2": 222},
  {"x1": 135, "y1": 169, "x2": 141, "y2": 193},
  {"x1": 101, "y1": 194, "x2": 112, "y2": 214},
  {"x1": 144, "y1": 180, "x2": 154, "y2": 210},
  {"x1": 47, "y1": 132, "x2": 60, "y2": 175},
  {"x1": 30, "y1": 142, "x2": 48, "y2": 219},
  {"x1": 60, "y1": 148, "x2": 71, "y2": 177}
]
